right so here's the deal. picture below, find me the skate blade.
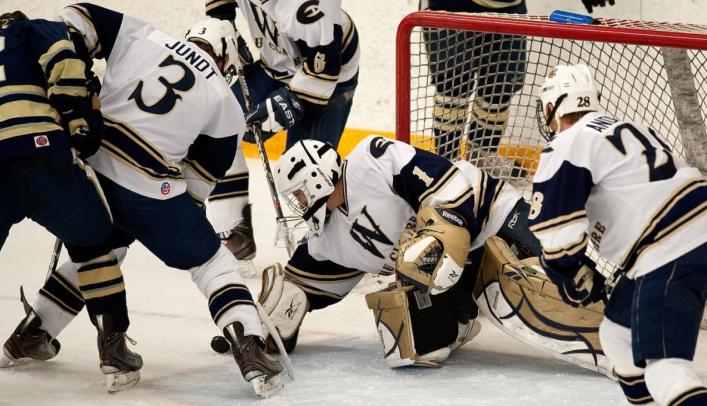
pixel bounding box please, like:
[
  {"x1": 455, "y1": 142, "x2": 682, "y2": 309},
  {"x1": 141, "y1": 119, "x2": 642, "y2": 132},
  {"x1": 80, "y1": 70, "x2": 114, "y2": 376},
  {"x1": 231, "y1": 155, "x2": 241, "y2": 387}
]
[
  {"x1": 105, "y1": 370, "x2": 140, "y2": 393},
  {"x1": 0, "y1": 350, "x2": 16, "y2": 368},
  {"x1": 250, "y1": 374, "x2": 284, "y2": 398}
]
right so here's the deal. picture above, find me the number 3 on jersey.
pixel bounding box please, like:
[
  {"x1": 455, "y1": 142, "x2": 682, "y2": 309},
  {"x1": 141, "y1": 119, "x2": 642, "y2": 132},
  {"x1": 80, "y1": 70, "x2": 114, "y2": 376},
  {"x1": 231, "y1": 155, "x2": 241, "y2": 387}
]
[{"x1": 128, "y1": 55, "x2": 195, "y2": 114}]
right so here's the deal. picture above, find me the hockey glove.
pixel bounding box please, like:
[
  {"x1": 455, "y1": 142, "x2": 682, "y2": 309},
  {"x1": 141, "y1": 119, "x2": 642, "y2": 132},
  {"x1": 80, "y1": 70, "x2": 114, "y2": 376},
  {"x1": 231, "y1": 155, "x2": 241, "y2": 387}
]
[
  {"x1": 544, "y1": 259, "x2": 606, "y2": 307},
  {"x1": 581, "y1": 0, "x2": 615, "y2": 14},
  {"x1": 68, "y1": 110, "x2": 105, "y2": 159},
  {"x1": 206, "y1": 3, "x2": 236, "y2": 21},
  {"x1": 245, "y1": 88, "x2": 305, "y2": 134}
]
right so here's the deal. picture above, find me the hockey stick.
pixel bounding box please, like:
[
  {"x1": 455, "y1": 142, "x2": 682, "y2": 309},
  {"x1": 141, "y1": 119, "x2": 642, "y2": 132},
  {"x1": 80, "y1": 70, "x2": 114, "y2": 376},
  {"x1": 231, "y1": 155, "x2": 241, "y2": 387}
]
[
  {"x1": 45, "y1": 238, "x2": 63, "y2": 282},
  {"x1": 229, "y1": 26, "x2": 295, "y2": 257}
]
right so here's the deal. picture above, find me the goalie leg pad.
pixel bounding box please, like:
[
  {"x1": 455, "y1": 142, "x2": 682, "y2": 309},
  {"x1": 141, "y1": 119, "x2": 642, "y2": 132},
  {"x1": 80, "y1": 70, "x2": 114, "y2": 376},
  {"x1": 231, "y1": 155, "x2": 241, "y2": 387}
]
[
  {"x1": 475, "y1": 236, "x2": 612, "y2": 376},
  {"x1": 258, "y1": 263, "x2": 308, "y2": 353},
  {"x1": 365, "y1": 284, "x2": 460, "y2": 368}
]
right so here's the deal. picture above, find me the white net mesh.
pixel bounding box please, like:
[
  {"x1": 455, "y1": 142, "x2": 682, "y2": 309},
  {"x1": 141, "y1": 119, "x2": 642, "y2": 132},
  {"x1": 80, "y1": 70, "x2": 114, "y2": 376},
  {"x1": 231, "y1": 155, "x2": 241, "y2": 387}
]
[{"x1": 400, "y1": 12, "x2": 707, "y2": 289}]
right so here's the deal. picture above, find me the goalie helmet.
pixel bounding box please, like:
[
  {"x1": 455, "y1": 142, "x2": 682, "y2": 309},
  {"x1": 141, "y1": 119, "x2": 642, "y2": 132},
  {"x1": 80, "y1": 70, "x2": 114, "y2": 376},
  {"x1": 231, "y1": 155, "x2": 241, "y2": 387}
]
[
  {"x1": 536, "y1": 64, "x2": 600, "y2": 140},
  {"x1": 185, "y1": 18, "x2": 238, "y2": 84},
  {"x1": 275, "y1": 140, "x2": 342, "y2": 236}
]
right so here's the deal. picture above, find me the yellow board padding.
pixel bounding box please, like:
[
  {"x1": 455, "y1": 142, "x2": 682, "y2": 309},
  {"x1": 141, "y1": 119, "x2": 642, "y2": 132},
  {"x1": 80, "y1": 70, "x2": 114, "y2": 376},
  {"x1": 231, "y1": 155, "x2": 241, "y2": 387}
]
[{"x1": 241, "y1": 128, "x2": 542, "y2": 174}]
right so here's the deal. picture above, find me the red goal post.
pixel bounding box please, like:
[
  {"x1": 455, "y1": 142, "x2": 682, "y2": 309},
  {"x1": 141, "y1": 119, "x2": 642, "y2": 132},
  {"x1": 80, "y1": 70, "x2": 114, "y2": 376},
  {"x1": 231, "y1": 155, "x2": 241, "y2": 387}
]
[
  {"x1": 396, "y1": 11, "x2": 707, "y2": 327},
  {"x1": 396, "y1": 11, "x2": 707, "y2": 179}
]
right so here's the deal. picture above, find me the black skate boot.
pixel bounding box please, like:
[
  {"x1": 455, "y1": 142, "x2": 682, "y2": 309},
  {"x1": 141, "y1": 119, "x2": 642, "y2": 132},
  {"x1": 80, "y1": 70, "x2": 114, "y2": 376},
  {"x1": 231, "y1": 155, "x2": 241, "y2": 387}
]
[
  {"x1": 223, "y1": 204, "x2": 257, "y2": 260},
  {"x1": 223, "y1": 322, "x2": 283, "y2": 398},
  {"x1": 0, "y1": 287, "x2": 60, "y2": 367},
  {"x1": 95, "y1": 314, "x2": 143, "y2": 393}
]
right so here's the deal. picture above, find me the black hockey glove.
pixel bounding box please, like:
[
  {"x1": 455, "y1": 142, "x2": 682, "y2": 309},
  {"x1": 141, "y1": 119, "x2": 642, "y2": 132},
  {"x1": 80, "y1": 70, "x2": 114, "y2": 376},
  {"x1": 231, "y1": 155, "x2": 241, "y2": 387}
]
[
  {"x1": 206, "y1": 3, "x2": 236, "y2": 21},
  {"x1": 543, "y1": 258, "x2": 606, "y2": 307},
  {"x1": 69, "y1": 110, "x2": 105, "y2": 159},
  {"x1": 581, "y1": 0, "x2": 615, "y2": 14},
  {"x1": 245, "y1": 87, "x2": 305, "y2": 135}
]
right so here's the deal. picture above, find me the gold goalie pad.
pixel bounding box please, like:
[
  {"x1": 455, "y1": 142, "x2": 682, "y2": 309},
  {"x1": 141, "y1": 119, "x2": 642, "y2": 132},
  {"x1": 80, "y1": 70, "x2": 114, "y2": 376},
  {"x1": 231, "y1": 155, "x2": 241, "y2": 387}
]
[
  {"x1": 473, "y1": 236, "x2": 613, "y2": 377},
  {"x1": 365, "y1": 283, "x2": 459, "y2": 368}
]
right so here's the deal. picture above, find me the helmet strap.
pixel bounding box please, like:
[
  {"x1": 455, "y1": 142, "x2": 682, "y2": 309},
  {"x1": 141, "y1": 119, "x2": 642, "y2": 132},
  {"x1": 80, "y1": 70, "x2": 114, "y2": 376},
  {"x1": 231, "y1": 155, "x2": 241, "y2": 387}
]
[{"x1": 544, "y1": 93, "x2": 568, "y2": 128}]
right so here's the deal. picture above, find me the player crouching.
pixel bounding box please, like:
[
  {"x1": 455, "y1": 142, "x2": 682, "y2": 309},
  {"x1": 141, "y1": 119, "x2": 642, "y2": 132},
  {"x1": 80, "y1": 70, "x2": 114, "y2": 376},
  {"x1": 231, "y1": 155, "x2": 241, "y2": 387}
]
[{"x1": 532, "y1": 64, "x2": 707, "y2": 405}]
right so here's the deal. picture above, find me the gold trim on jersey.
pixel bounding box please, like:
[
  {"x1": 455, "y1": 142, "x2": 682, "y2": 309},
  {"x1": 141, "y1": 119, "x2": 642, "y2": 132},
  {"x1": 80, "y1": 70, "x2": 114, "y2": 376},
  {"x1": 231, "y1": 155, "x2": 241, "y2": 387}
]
[
  {"x1": 65, "y1": 4, "x2": 102, "y2": 57},
  {"x1": 472, "y1": 0, "x2": 523, "y2": 9},
  {"x1": 473, "y1": 170, "x2": 488, "y2": 219},
  {"x1": 339, "y1": 160, "x2": 350, "y2": 216},
  {"x1": 529, "y1": 210, "x2": 588, "y2": 234},
  {"x1": 619, "y1": 178, "x2": 707, "y2": 269},
  {"x1": 285, "y1": 263, "x2": 364, "y2": 283},
  {"x1": 0, "y1": 100, "x2": 60, "y2": 125},
  {"x1": 0, "y1": 85, "x2": 46, "y2": 98},
  {"x1": 0, "y1": 123, "x2": 62, "y2": 142},
  {"x1": 302, "y1": 64, "x2": 338, "y2": 82},
  {"x1": 208, "y1": 190, "x2": 248, "y2": 201},
  {"x1": 341, "y1": 10, "x2": 356, "y2": 52},
  {"x1": 205, "y1": 0, "x2": 235, "y2": 12},
  {"x1": 38, "y1": 40, "x2": 76, "y2": 73},
  {"x1": 100, "y1": 140, "x2": 184, "y2": 182},
  {"x1": 47, "y1": 60, "x2": 88, "y2": 98},
  {"x1": 542, "y1": 234, "x2": 589, "y2": 260},
  {"x1": 182, "y1": 158, "x2": 218, "y2": 184},
  {"x1": 289, "y1": 87, "x2": 330, "y2": 105},
  {"x1": 418, "y1": 165, "x2": 459, "y2": 203},
  {"x1": 103, "y1": 115, "x2": 182, "y2": 174}
]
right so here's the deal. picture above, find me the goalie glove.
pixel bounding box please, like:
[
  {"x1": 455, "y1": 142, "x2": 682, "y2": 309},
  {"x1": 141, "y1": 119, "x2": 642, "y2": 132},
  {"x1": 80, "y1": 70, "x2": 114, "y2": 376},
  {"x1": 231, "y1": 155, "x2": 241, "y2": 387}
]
[
  {"x1": 543, "y1": 258, "x2": 606, "y2": 307},
  {"x1": 245, "y1": 88, "x2": 304, "y2": 136},
  {"x1": 396, "y1": 207, "x2": 471, "y2": 295},
  {"x1": 581, "y1": 0, "x2": 615, "y2": 13}
]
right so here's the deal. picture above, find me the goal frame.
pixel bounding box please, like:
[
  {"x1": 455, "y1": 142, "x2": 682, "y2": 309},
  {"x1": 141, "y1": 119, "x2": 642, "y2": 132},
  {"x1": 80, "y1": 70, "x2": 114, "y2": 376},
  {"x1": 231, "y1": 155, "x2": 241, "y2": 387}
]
[{"x1": 395, "y1": 11, "x2": 707, "y2": 172}]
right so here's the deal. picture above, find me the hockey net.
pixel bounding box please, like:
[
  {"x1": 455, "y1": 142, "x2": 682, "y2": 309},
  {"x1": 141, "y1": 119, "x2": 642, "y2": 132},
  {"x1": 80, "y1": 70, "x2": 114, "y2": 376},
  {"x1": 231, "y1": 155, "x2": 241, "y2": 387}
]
[{"x1": 396, "y1": 12, "x2": 707, "y2": 327}]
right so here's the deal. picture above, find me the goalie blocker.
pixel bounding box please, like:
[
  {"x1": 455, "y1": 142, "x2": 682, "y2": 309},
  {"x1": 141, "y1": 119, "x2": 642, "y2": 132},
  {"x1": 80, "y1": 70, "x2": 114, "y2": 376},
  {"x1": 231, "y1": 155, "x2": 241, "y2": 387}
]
[{"x1": 366, "y1": 236, "x2": 612, "y2": 376}]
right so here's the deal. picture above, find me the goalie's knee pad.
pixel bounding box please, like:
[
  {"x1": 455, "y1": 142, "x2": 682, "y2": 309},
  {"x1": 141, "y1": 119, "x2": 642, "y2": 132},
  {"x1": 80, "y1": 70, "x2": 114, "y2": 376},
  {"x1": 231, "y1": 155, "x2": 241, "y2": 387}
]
[
  {"x1": 258, "y1": 263, "x2": 309, "y2": 353},
  {"x1": 365, "y1": 283, "x2": 475, "y2": 368}
]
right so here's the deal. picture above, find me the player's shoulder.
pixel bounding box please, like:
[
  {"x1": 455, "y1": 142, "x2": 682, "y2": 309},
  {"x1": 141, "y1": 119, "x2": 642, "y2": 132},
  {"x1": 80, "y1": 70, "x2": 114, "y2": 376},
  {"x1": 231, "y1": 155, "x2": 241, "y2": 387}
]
[
  {"x1": 14, "y1": 18, "x2": 68, "y2": 41},
  {"x1": 274, "y1": 0, "x2": 341, "y2": 46},
  {"x1": 350, "y1": 135, "x2": 413, "y2": 161}
]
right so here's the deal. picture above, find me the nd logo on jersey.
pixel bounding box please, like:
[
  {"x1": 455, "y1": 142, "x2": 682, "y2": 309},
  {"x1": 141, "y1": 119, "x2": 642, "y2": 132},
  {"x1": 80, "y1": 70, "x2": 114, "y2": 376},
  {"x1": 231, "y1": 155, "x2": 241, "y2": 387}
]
[{"x1": 350, "y1": 206, "x2": 393, "y2": 258}]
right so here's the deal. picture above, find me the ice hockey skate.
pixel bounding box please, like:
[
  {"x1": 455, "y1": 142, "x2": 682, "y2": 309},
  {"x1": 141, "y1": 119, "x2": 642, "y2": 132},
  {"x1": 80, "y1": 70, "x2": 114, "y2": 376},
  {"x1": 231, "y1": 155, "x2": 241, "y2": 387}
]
[
  {"x1": 0, "y1": 288, "x2": 60, "y2": 367},
  {"x1": 95, "y1": 314, "x2": 143, "y2": 393},
  {"x1": 223, "y1": 321, "x2": 284, "y2": 398},
  {"x1": 223, "y1": 204, "x2": 256, "y2": 261}
]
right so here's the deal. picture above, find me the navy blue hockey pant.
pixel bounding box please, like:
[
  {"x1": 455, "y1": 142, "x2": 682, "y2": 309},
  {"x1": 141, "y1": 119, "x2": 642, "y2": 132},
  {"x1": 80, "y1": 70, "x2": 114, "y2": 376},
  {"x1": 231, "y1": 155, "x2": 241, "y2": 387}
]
[{"x1": 605, "y1": 242, "x2": 707, "y2": 366}]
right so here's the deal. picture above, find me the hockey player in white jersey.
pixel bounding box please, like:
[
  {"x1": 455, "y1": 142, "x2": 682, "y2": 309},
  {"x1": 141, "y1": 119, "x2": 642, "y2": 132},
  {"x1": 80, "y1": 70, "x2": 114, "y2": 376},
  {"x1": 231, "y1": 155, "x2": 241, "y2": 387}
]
[
  {"x1": 4, "y1": 3, "x2": 283, "y2": 396},
  {"x1": 203, "y1": 0, "x2": 359, "y2": 261},
  {"x1": 531, "y1": 64, "x2": 707, "y2": 405}
]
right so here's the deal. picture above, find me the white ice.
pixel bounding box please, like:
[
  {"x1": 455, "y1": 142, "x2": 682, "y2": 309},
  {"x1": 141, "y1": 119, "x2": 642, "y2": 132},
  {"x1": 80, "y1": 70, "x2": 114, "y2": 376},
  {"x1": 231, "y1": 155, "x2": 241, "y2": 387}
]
[{"x1": 2, "y1": 0, "x2": 707, "y2": 405}]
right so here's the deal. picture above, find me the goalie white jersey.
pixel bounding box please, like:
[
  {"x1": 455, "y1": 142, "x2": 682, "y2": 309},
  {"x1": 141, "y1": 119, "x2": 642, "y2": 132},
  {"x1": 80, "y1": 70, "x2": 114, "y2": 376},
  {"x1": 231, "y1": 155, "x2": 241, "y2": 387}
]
[
  {"x1": 529, "y1": 112, "x2": 707, "y2": 279},
  {"x1": 60, "y1": 3, "x2": 245, "y2": 201},
  {"x1": 284, "y1": 136, "x2": 522, "y2": 302}
]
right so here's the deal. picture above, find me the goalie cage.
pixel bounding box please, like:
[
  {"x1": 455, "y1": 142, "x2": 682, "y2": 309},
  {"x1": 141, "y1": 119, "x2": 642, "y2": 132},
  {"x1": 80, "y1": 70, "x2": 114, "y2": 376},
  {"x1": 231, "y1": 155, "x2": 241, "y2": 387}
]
[{"x1": 395, "y1": 11, "x2": 707, "y2": 329}]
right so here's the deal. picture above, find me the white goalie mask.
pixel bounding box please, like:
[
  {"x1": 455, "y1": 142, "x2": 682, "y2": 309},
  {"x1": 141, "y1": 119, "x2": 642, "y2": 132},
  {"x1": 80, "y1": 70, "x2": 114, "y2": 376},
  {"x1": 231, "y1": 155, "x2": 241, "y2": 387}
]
[
  {"x1": 185, "y1": 18, "x2": 238, "y2": 84},
  {"x1": 275, "y1": 140, "x2": 342, "y2": 236},
  {"x1": 536, "y1": 64, "x2": 600, "y2": 140}
]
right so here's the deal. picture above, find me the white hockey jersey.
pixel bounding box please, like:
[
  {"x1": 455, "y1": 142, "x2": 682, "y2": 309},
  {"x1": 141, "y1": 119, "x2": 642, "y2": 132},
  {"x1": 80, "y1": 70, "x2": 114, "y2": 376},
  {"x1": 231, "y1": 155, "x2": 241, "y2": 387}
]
[
  {"x1": 207, "y1": 0, "x2": 359, "y2": 106},
  {"x1": 284, "y1": 136, "x2": 522, "y2": 300},
  {"x1": 60, "y1": 3, "x2": 245, "y2": 201},
  {"x1": 529, "y1": 112, "x2": 707, "y2": 279}
]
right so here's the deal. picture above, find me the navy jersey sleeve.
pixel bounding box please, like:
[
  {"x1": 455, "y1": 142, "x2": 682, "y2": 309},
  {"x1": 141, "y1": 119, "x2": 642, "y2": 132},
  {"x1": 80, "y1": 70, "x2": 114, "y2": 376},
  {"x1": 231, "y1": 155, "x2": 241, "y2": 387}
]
[
  {"x1": 529, "y1": 143, "x2": 595, "y2": 274},
  {"x1": 183, "y1": 133, "x2": 237, "y2": 204}
]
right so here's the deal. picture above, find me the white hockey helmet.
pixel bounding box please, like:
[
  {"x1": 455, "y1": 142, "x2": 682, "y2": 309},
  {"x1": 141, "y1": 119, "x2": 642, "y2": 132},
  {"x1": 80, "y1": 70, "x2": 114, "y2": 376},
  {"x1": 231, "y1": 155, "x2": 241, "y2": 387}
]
[
  {"x1": 536, "y1": 64, "x2": 600, "y2": 140},
  {"x1": 275, "y1": 140, "x2": 342, "y2": 236},
  {"x1": 185, "y1": 18, "x2": 238, "y2": 84}
]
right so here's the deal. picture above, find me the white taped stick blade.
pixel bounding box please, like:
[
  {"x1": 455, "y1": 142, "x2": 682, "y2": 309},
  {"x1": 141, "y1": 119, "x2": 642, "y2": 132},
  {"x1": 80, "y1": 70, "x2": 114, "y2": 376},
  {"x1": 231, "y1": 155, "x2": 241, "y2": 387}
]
[
  {"x1": 105, "y1": 370, "x2": 140, "y2": 393},
  {"x1": 251, "y1": 374, "x2": 284, "y2": 398}
]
